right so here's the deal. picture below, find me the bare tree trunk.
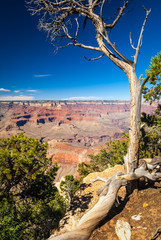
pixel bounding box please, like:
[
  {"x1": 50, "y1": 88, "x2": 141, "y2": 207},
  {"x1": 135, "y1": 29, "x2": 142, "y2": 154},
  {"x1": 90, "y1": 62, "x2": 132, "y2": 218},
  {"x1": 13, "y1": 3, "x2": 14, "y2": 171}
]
[
  {"x1": 124, "y1": 67, "x2": 142, "y2": 173},
  {"x1": 95, "y1": 27, "x2": 142, "y2": 175}
]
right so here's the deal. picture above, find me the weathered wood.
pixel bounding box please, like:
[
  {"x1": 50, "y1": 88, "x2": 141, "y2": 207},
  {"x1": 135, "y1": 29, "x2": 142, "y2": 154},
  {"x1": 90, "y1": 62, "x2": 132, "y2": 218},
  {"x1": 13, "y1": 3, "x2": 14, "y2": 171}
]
[
  {"x1": 139, "y1": 157, "x2": 161, "y2": 171},
  {"x1": 49, "y1": 166, "x2": 161, "y2": 240},
  {"x1": 49, "y1": 172, "x2": 126, "y2": 240}
]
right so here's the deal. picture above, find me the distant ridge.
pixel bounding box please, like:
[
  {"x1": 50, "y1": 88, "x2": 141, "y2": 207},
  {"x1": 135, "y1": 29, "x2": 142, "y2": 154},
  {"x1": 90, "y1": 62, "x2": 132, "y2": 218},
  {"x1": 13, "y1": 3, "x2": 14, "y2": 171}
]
[{"x1": 0, "y1": 100, "x2": 130, "y2": 107}]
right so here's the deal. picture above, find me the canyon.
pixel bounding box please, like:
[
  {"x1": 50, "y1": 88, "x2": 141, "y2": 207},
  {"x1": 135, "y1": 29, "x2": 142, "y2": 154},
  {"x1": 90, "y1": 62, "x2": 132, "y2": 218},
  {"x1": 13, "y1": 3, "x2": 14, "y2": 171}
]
[{"x1": 0, "y1": 100, "x2": 158, "y2": 180}]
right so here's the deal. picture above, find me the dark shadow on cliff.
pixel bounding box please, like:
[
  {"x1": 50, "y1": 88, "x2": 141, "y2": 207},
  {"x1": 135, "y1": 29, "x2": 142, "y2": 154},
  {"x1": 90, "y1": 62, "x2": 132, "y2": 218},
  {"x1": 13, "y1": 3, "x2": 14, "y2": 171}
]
[
  {"x1": 70, "y1": 183, "x2": 93, "y2": 215},
  {"x1": 98, "y1": 195, "x2": 130, "y2": 229}
]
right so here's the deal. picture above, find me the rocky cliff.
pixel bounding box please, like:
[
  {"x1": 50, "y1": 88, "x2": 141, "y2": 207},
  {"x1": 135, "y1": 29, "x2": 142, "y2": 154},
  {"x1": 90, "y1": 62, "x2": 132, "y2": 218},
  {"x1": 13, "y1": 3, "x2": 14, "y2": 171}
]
[
  {"x1": 0, "y1": 100, "x2": 156, "y2": 142},
  {"x1": 0, "y1": 100, "x2": 158, "y2": 180}
]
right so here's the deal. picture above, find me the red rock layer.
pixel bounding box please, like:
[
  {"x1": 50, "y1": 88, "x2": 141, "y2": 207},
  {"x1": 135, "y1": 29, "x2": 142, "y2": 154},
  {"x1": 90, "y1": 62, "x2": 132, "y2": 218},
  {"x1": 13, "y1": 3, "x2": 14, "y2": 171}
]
[{"x1": 1, "y1": 101, "x2": 157, "y2": 128}]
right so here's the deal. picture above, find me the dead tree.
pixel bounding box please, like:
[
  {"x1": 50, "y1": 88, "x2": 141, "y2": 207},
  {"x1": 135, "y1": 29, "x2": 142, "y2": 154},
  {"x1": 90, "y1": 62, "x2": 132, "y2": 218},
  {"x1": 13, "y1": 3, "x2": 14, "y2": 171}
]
[
  {"x1": 27, "y1": 0, "x2": 152, "y2": 173},
  {"x1": 26, "y1": 2, "x2": 160, "y2": 238}
]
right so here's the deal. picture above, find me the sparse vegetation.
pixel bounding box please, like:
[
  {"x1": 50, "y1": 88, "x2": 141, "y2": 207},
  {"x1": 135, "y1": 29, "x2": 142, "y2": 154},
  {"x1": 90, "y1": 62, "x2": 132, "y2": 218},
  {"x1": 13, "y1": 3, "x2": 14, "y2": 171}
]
[
  {"x1": 78, "y1": 136, "x2": 128, "y2": 177},
  {"x1": 60, "y1": 175, "x2": 81, "y2": 205},
  {"x1": 140, "y1": 104, "x2": 161, "y2": 158}
]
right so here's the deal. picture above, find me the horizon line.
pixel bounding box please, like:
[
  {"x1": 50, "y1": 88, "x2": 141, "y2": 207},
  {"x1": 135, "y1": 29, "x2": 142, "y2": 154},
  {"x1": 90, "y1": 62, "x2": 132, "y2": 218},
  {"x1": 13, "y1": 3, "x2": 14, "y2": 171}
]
[{"x1": 0, "y1": 99, "x2": 131, "y2": 102}]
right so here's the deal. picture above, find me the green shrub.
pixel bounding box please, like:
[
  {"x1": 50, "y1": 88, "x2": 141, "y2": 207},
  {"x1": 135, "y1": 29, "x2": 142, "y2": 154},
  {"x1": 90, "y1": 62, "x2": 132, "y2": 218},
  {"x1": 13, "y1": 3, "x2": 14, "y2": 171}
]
[
  {"x1": 140, "y1": 104, "x2": 161, "y2": 158},
  {"x1": 0, "y1": 133, "x2": 66, "y2": 240},
  {"x1": 60, "y1": 175, "x2": 80, "y2": 204},
  {"x1": 78, "y1": 105, "x2": 161, "y2": 178},
  {"x1": 78, "y1": 135, "x2": 128, "y2": 178}
]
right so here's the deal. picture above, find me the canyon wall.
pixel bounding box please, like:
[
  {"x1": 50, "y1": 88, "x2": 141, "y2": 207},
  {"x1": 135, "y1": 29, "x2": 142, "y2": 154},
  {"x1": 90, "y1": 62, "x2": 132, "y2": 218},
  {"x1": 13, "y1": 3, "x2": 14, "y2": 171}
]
[{"x1": 0, "y1": 100, "x2": 158, "y2": 180}]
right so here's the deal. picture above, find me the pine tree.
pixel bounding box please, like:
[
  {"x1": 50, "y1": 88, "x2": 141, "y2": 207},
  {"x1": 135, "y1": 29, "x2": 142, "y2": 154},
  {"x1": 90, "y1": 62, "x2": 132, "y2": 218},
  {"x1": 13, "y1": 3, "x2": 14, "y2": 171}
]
[{"x1": 0, "y1": 134, "x2": 66, "y2": 240}]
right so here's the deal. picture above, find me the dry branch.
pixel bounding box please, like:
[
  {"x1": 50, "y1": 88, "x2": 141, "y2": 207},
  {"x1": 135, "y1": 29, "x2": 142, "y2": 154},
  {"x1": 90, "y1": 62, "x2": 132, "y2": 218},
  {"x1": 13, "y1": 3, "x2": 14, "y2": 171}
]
[
  {"x1": 105, "y1": 0, "x2": 129, "y2": 29},
  {"x1": 133, "y1": 6, "x2": 151, "y2": 66},
  {"x1": 139, "y1": 157, "x2": 161, "y2": 171},
  {"x1": 49, "y1": 166, "x2": 161, "y2": 240}
]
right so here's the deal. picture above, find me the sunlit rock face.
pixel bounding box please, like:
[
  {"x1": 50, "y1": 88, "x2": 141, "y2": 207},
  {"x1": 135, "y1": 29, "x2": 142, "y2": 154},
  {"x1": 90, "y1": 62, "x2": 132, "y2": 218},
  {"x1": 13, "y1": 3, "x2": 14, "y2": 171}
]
[{"x1": 0, "y1": 100, "x2": 157, "y2": 180}]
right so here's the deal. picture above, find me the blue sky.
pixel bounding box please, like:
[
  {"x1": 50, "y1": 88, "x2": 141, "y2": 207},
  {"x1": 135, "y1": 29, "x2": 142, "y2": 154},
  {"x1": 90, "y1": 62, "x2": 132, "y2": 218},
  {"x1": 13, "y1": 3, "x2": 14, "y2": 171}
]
[{"x1": 0, "y1": 0, "x2": 161, "y2": 101}]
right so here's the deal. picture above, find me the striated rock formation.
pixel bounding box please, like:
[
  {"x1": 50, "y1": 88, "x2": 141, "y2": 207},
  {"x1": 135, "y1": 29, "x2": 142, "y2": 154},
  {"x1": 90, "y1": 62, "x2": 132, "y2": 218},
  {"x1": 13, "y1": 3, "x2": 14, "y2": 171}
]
[
  {"x1": 0, "y1": 100, "x2": 158, "y2": 180},
  {"x1": 0, "y1": 100, "x2": 134, "y2": 143},
  {"x1": 0, "y1": 100, "x2": 157, "y2": 144},
  {"x1": 47, "y1": 141, "x2": 106, "y2": 181}
]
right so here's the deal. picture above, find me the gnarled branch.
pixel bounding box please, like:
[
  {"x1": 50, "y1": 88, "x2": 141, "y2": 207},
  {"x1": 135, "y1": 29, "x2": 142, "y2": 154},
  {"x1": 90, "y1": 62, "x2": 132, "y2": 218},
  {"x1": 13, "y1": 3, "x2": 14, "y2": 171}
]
[
  {"x1": 49, "y1": 166, "x2": 161, "y2": 240},
  {"x1": 49, "y1": 172, "x2": 127, "y2": 240}
]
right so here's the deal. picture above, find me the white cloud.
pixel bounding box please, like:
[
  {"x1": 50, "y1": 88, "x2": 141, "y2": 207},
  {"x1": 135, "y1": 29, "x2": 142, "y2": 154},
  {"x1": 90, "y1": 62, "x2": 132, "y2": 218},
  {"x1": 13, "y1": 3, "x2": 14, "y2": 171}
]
[
  {"x1": 62, "y1": 96, "x2": 102, "y2": 100},
  {"x1": 0, "y1": 88, "x2": 11, "y2": 92},
  {"x1": 14, "y1": 90, "x2": 20, "y2": 93},
  {"x1": 0, "y1": 95, "x2": 34, "y2": 101},
  {"x1": 26, "y1": 90, "x2": 37, "y2": 92},
  {"x1": 34, "y1": 74, "x2": 52, "y2": 78}
]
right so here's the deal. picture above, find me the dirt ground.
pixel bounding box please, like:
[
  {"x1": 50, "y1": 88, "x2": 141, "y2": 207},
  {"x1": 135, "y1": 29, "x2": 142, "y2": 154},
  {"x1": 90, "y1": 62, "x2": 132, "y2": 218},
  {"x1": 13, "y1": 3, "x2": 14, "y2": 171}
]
[
  {"x1": 89, "y1": 181, "x2": 161, "y2": 240},
  {"x1": 55, "y1": 165, "x2": 161, "y2": 240}
]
